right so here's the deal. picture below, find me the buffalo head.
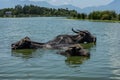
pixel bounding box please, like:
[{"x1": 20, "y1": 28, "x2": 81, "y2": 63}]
[
  {"x1": 72, "y1": 28, "x2": 96, "y2": 43},
  {"x1": 59, "y1": 44, "x2": 90, "y2": 57},
  {"x1": 11, "y1": 37, "x2": 32, "y2": 50}
]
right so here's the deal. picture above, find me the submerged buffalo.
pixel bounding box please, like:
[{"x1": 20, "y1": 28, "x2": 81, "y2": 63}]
[
  {"x1": 58, "y1": 44, "x2": 90, "y2": 57},
  {"x1": 11, "y1": 29, "x2": 96, "y2": 57},
  {"x1": 47, "y1": 28, "x2": 96, "y2": 45}
]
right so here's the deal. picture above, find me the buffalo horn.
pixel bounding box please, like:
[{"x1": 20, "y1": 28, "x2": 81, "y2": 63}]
[{"x1": 72, "y1": 28, "x2": 79, "y2": 33}]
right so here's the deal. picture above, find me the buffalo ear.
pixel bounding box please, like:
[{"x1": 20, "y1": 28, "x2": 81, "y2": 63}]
[{"x1": 80, "y1": 32, "x2": 85, "y2": 37}]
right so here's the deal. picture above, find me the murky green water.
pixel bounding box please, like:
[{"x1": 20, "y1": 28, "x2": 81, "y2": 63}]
[{"x1": 0, "y1": 17, "x2": 120, "y2": 80}]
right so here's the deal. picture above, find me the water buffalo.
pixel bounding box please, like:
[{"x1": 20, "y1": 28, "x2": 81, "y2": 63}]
[
  {"x1": 11, "y1": 37, "x2": 45, "y2": 50},
  {"x1": 11, "y1": 29, "x2": 96, "y2": 49},
  {"x1": 11, "y1": 37, "x2": 90, "y2": 57},
  {"x1": 58, "y1": 44, "x2": 90, "y2": 57},
  {"x1": 46, "y1": 28, "x2": 96, "y2": 45},
  {"x1": 11, "y1": 29, "x2": 96, "y2": 57}
]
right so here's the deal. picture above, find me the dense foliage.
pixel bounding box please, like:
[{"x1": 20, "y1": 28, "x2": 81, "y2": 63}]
[
  {"x1": 0, "y1": 5, "x2": 77, "y2": 17},
  {"x1": 88, "y1": 11, "x2": 117, "y2": 20},
  {"x1": 0, "y1": 5, "x2": 120, "y2": 21}
]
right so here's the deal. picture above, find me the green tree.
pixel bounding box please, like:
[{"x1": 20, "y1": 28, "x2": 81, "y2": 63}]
[
  {"x1": 23, "y1": 5, "x2": 30, "y2": 14},
  {"x1": 70, "y1": 10, "x2": 77, "y2": 18},
  {"x1": 14, "y1": 5, "x2": 23, "y2": 15},
  {"x1": 101, "y1": 14, "x2": 111, "y2": 20},
  {"x1": 77, "y1": 13, "x2": 81, "y2": 19},
  {"x1": 88, "y1": 11, "x2": 101, "y2": 20},
  {"x1": 0, "y1": 10, "x2": 4, "y2": 17},
  {"x1": 81, "y1": 13, "x2": 87, "y2": 19},
  {"x1": 100, "y1": 11, "x2": 117, "y2": 20},
  {"x1": 118, "y1": 14, "x2": 120, "y2": 20}
]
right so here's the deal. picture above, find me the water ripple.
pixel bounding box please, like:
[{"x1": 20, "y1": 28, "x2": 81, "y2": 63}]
[{"x1": 0, "y1": 17, "x2": 120, "y2": 80}]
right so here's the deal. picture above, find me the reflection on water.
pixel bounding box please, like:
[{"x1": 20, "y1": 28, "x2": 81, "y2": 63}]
[
  {"x1": 80, "y1": 43, "x2": 95, "y2": 49},
  {"x1": 1, "y1": 17, "x2": 120, "y2": 80},
  {"x1": 11, "y1": 43, "x2": 95, "y2": 66},
  {"x1": 65, "y1": 56, "x2": 90, "y2": 65},
  {"x1": 64, "y1": 43, "x2": 94, "y2": 67},
  {"x1": 12, "y1": 49, "x2": 36, "y2": 59}
]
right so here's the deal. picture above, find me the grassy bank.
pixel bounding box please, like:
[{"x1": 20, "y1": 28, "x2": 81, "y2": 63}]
[
  {"x1": 68, "y1": 17, "x2": 120, "y2": 23},
  {"x1": 89, "y1": 20, "x2": 120, "y2": 23}
]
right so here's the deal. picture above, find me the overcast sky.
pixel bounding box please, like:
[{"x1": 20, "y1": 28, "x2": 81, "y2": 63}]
[{"x1": 30, "y1": 0, "x2": 114, "y2": 8}]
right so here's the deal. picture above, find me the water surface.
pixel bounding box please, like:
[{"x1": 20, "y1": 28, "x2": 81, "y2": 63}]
[{"x1": 0, "y1": 17, "x2": 120, "y2": 80}]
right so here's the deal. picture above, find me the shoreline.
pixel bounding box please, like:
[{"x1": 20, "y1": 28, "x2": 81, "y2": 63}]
[
  {"x1": 0, "y1": 16, "x2": 120, "y2": 23},
  {"x1": 68, "y1": 17, "x2": 120, "y2": 23}
]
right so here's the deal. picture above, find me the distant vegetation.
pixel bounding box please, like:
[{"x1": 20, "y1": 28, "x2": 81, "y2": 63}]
[
  {"x1": 0, "y1": 5, "x2": 77, "y2": 17},
  {"x1": 0, "y1": 5, "x2": 120, "y2": 21}
]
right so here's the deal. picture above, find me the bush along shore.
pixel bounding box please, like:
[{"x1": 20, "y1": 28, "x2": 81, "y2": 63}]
[{"x1": 0, "y1": 5, "x2": 120, "y2": 22}]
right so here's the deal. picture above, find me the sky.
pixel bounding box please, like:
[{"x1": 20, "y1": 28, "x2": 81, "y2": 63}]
[{"x1": 30, "y1": 0, "x2": 114, "y2": 8}]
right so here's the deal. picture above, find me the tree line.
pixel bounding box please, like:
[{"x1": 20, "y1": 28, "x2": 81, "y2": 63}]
[
  {"x1": 0, "y1": 4, "x2": 120, "y2": 21},
  {"x1": 72, "y1": 11, "x2": 120, "y2": 21},
  {"x1": 0, "y1": 5, "x2": 77, "y2": 17}
]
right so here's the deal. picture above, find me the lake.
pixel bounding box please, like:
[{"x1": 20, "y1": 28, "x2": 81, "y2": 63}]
[{"x1": 0, "y1": 17, "x2": 120, "y2": 80}]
